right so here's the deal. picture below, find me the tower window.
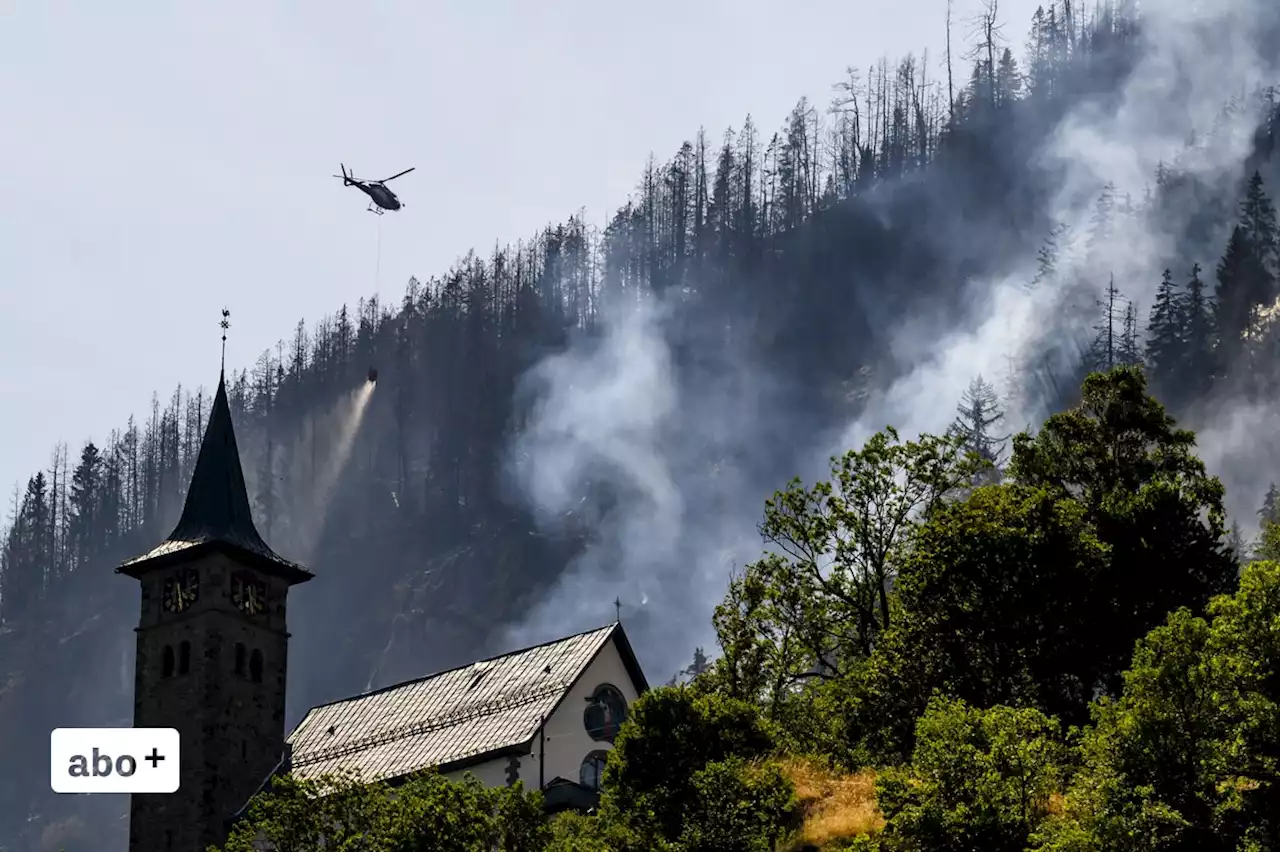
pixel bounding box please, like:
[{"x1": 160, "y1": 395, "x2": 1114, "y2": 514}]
[
  {"x1": 161, "y1": 645, "x2": 174, "y2": 679},
  {"x1": 250, "y1": 649, "x2": 263, "y2": 683},
  {"x1": 178, "y1": 641, "x2": 191, "y2": 675},
  {"x1": 234, "y1": 643, "x2": 246, "y2": 676}
]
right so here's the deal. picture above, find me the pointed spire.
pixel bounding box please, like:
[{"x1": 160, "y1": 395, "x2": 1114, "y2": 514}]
[
  {"x1": 118, "y1": 372, "x2": 311, "y2": 584},
  {"x1": 170, "y1": 374, "x2": 258, "y2": 543}
]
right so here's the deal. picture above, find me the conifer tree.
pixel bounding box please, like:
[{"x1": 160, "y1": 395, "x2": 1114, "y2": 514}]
[
  {"x1": 952, "y1": 375, "x2": 1009, "y2": 480},
  {"x1": 1117, "y1": 300, "x2": 1141, "y2": 365},
  {"x1": 1225, "y1": 520, "x2": 1247, "y2": 564},
  {"x1": 1239, "y1": 170, "x2": 1278, "y2": 275},
  {"x1": 1028, "y1": 223, "x2": 1068, "y2": 290},
  {"x1": 1215, "y1": 175, "x2": 1279, "y2": 373},
  {"x1": 1259, "y1": 482, "x2": 1279, "y2": 525},
  {"x1": 1180, "y1": 262, "x2": 1214, "y2": 395},
  {"x1": 1216, "y1": 225, "x2": 1260, "y2": 367},
  {"x1": 1086, "y1": 277, "x2": 1125, "y2": 373},
  {"x1": 1146, "y1": 268, "x2": 1181, "y2": 386},
  {"x1": 1086, "y1": 182, "x2": 1116, "y2": 259},
  {"x1": 69, "y1": 442, "x2": 102, "y2": 572}
]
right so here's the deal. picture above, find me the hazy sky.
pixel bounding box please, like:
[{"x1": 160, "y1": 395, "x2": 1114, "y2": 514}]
[{"x1": 0, "y1": 0, "x2": 1041, "y2": 506}]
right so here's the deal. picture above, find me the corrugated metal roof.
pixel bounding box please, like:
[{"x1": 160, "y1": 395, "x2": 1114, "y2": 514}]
[{"x1": 287, "y1": 624, "x2": 617, "y2": 783}]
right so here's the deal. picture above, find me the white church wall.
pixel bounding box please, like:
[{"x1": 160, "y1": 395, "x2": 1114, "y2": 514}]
[
  {"x1": 443, "y1": 754, "x2": 529, "y2": 789},
  {"x1": 533, "y1": 637, "x2": 641, "y2": 790}
]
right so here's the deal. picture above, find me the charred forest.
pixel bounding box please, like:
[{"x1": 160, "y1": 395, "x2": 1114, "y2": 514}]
[{"x1": 5, "y1": 1, "x2": 1280, "y2": 848}]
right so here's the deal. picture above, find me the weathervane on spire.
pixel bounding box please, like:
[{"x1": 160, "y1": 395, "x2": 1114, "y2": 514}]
[
  {"x1": 614, "y1": 596, "x2": 622, "y2": 624},
  {"x1": 220, "y1": 308, "x2": 231, "y2": 372}
]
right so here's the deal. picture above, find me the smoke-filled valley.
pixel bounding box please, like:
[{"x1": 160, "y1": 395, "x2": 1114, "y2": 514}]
[{"x1": 6, "y1": 0, "x2": 1280, "y2": 847}]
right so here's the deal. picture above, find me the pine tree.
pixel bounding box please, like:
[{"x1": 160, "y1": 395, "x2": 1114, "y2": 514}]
[
  {"x1": 951, "y1": 375, "x2": 1009, "y2": 480},
  {"x1": 1180, "y1": 262, "x2": 1214, "y2": 392},
  {"x1": 69, "y1": 442, "x2": 102, "y2": 572},
  {"x1": 1117, "y1": 300, "x2": 1141, "y2": 365},
  {"x1": 1258, "y1": 482, "x2": 1277, "y2": 526},
  {"x1": 1214, "y1": 225, "x2": 1260, "y2": 367},
  {"x1": 1215, "y1": 176, "x2": 1279, "y2": 373},
  {"x1": 1028, "y1": 223, "x2": 1068, "y2": 290},
  {"x1": 1, "y1": 475, "x2": 50, "y2": 621},
  {"x1": 1146, "y1": 268, "x2": 1181, "y2": 384},
  {"x1": 1086, "y1": 276, "x2": 1125, "y2": 372},
  {"x1": 1087, "y1": 182, "x2": 1116, "y2": 258},
  {"x1": 1226, "y1": 520, "x2": 1247, "y2": 565},
  {"x1": 1239, "y1": 170, "x2": 1278, "y2": 275}
]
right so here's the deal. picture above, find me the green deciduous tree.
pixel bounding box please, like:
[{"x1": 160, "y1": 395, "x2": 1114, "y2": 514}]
[
  {"x1": 598, "y1": 687, "x2": 776, "y2": 849},
  {"x1": 676, "y1": 757, "x2": 798, "y2": 852},
  {"x1": 216, "y1": 769, "x2": 549, "y2": 852},
  {"x1": 848, "y1": 483, "x2": 1105, "y2": 760},
  {"x1": 1033, "y1": 560, "x2": 1280, "y2": 851},
  {"x1": 874, "y1": 697, "x2": 1066, "y2": 852},
  {"x1": 846, "y1": 367, "x2": 1236, "y2": 763},
  {"x1": 1006, "y1": 366, "x2": 1237, "y2": 696},
  {"x1": 711, "y1": 428, "x2": 978, "y2": 710}
]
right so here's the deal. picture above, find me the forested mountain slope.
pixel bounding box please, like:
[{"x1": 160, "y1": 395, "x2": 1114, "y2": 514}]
[{"x1": 4, "y1": 1, "x2": 1280, "y2": 848}]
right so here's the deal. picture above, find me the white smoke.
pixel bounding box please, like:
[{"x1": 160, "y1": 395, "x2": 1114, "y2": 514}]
[
  {"x1": 501, "y1": 294, "x2": 784, "y2": 676},
  {"x1": 841, "y1": 0, "x2": 1275, "y2": 457},
  {"x1": 504, "y1": 0, "x2": 1280, "y2": 679}
]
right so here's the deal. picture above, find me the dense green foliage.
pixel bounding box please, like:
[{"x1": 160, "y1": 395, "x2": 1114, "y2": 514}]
[
  {"x1": 217, "y1": 771, "x2": 549, "y2": 852},
  {"x1": 874, "y1": 699, "x2": 1065, "y2": 852},
  {"x1": 219, "y1": 366, "x2": 1280, "y2": 850}
]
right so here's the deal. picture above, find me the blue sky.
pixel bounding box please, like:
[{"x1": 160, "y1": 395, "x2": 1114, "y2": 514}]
[{"x1": 0, "y1": 0, "x2": 1040, "y2": 505}]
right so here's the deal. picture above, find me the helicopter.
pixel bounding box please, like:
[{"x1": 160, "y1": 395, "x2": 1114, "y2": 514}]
[{"x1": 334, "y1": 164, "x2": 414, "y2": 214}]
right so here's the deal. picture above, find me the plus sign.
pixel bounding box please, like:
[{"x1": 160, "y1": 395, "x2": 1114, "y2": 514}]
[{"x1": 145, "y1": 748, "x2": 166, "y2": 768}]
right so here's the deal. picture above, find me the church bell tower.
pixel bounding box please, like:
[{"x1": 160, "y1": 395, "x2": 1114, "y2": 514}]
[{"x1": 117, "y1": 372, "x2": 312, "y2": 852}]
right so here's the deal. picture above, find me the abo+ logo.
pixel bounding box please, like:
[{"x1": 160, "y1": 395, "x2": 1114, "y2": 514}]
[{"x1": 51, "y1": 728, "x2": 180, "y2": 794}]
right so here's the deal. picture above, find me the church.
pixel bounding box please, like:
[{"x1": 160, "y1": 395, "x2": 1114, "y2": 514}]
[{"x1": 115, "y1": 370, "x2": 649, "y2": 852}]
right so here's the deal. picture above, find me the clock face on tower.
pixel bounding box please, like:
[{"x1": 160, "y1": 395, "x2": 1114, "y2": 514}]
[
  {"x1": 162, "y1": 568, "x2": 200, "y2": 613},
  {"x1": 231, "y1": 572, "x2": 267, "y2": 617}
]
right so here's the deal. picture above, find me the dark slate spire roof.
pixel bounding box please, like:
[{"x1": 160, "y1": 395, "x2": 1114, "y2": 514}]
[{"x1": 118, "y1": 372, "x2": 312, "y2": 584}]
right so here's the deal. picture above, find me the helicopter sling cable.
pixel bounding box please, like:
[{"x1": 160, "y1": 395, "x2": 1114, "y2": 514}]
[{"x1": 373, "y1": 213, "x2": 383, "y2": 290}]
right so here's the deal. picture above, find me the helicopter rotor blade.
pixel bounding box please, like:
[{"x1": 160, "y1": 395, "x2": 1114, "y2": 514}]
[{"x1": 380, "y1": 167, "x2": 415, "y2": 182}]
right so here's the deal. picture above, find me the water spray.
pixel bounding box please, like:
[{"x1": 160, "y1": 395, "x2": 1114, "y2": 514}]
[{"x1": 298, "y1": 376, "x2": 378, "y2": 561}]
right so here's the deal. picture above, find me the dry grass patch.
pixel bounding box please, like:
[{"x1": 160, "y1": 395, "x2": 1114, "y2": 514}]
[{"x1": 780, "y1": 757, "x2": 884, "y2": 849}]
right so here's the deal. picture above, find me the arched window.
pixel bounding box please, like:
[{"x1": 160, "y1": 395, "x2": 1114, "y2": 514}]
[
  {"x1": 234, "y1": 643, "x2": 246, "y2": 676},
  {"x1": 161, "y1": 645, "x2": 174, "y2": 678},
  {"x1": 250, "y1": 649, "x2": 263, "y2": 683},
  {"x1": 178, "y1": 641, "x2": 191, "y2": 675},
  {"x1": 583, "y1": 684, "x2": 628, "y2": 742},
  {"x1": 579, "y1": 750, "x2": 609, "y2": 791}
]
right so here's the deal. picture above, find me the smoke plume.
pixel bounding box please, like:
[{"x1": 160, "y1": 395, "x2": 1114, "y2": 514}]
[
  {"x1": 505, "y1": 0, "x2": 1280, "y2": 681},
  {"x1": 500, "y1": 293, "x2": 802, "y2": 677}
]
